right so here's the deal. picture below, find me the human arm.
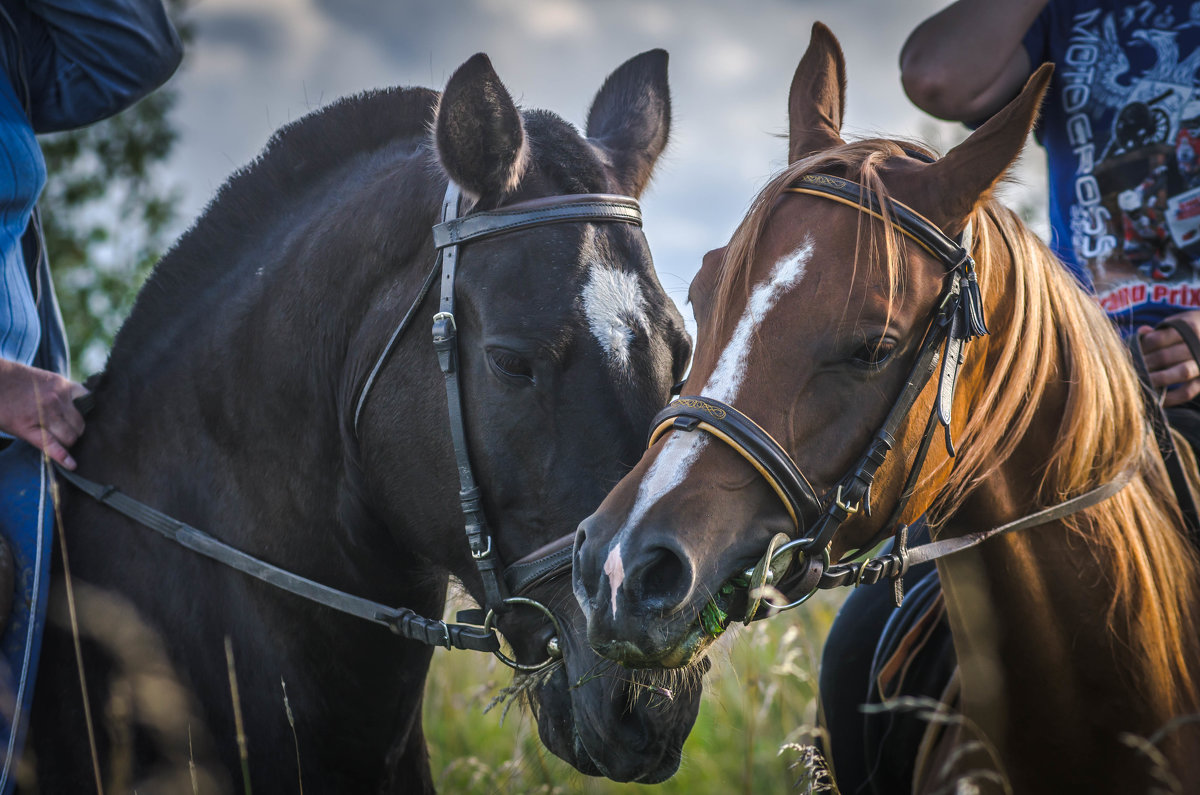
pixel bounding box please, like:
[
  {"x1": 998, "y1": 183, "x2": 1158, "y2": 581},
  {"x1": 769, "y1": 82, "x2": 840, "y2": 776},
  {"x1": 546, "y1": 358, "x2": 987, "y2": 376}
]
[
  {"x1": 0, "y1": 0, "x2": 182, "y2": 133},
  {"x1": 900, "y1": 0, "x2": 1048, "y2": 122},
  {"x1": 0, "y1": 358, "x2": 87, "y2": 468}
]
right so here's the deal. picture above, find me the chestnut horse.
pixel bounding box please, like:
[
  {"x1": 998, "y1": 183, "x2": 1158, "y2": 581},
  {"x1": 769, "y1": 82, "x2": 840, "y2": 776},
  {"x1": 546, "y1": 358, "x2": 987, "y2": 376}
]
[
  {"x1": 574, "y1": 24, "x2": 1200, "y2": 794},
  {"x1": 31, "y1": 52, "x2": 699, "y2": 792}
]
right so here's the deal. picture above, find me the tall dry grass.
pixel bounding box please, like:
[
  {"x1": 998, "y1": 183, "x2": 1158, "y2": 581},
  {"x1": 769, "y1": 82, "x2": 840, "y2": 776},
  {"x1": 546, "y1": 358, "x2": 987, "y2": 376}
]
[{"x1": 423, "y1": 592, "x2": 843, "y2": 794}]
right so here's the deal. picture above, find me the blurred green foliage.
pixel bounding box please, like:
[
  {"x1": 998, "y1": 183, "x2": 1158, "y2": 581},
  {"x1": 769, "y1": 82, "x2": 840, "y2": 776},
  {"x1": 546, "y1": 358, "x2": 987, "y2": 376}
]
[{"x1": 37, "y1": 1, "x2": 189, "y2": 378}]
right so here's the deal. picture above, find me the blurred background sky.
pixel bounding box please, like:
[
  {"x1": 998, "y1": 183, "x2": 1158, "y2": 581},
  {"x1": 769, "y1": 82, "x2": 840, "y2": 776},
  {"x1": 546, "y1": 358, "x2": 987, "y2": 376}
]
[{"x1": 165, "y1": 0, "x2": 1046, "y2": 320}]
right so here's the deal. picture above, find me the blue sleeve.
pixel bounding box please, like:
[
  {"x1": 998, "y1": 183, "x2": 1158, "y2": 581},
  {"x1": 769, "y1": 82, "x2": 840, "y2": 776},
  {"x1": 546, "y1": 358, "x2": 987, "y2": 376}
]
[{"x1": 0, "y1": 0, "x2": 182, "y2": 133}]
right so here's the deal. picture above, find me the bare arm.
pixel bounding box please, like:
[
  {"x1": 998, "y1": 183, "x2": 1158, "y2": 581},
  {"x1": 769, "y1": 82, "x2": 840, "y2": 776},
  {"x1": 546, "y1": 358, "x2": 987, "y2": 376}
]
[{"x1": 901, "y1": 0, "x2": 1048, "y2": 122}]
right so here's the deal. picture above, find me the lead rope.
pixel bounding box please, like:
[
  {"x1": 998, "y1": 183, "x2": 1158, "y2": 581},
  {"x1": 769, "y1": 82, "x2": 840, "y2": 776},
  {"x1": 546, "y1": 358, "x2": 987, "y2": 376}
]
[{"x1": 53, "y1": 463, "x2": 500, "y2": 652}]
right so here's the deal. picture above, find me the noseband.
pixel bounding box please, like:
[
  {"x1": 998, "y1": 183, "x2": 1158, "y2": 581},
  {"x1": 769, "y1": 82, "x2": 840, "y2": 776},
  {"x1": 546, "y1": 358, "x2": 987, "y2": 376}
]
[
  {"x1": 649, "y1": 173, "x2": 1130, "y2": 621},
  {"x1": 60, "y1": 181, "x2": 646, "y2": 673}
]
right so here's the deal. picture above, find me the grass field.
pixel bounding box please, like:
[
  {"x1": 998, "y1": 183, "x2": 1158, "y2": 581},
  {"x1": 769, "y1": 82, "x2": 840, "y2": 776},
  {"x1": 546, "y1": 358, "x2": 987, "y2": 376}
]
[{"x1": 423, "y1": 592, "x2": 845, "y2": 794}]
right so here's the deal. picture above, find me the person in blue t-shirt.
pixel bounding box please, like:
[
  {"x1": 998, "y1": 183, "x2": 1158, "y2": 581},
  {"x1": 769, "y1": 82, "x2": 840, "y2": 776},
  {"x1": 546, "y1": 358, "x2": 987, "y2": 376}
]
[
  {"x1": 902, "y1": 0, "x2": 1200, "y2": 413},
  {"x1": 818, "y1": 4, "x2": 1200, "y2": 792},
  {"x1": 0, "y1": 0, "x2": 182, "y2": 469}
]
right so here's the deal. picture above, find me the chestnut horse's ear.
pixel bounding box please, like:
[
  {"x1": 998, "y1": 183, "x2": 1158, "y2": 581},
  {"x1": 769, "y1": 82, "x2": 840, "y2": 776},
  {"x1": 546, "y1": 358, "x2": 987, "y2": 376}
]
[
  {"x1": 918, "y1": 63, "x2": 1054, "y2": 235},
  {"x1": 788, "y1": 22, "x2": 847, "y2": 163},
  {"x1": 435, "y1": 53, "x2": 529, "y2": 202},
  {"x1": 586, "y1": 49, "x2": 671, "y2": 197}
]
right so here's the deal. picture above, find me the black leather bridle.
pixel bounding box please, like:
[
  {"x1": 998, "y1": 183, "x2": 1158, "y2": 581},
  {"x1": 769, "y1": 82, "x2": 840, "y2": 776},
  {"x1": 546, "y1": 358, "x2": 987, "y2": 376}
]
[
  {"x1": 59, "y1": 181, "x2": 646, "y2": 672},
  {"x1": 648, "y1": 173, "x2": 1132, "y2": 618}
]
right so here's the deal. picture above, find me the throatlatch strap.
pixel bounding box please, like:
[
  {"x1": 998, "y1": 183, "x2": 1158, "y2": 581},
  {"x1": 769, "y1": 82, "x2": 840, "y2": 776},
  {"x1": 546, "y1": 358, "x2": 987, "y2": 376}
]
[{"x1": 352, "y1": 260, "x2": 441, "y2": 437}]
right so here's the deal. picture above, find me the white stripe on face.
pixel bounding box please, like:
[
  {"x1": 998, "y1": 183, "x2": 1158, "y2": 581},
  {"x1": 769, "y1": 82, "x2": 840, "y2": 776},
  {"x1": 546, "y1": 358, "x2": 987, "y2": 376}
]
[
  {"x1": 583, "y1": 265, "x2": 647, "y2": 371},
  {"x1": 604, "y1": 542, "x2": 625, "y2": 618},
  {"x1": 704, "y1": 237, "x2": 813, "y2": 401},
  {"x1": 603, "y1": 237, "x2": 813, "y2": 613}
]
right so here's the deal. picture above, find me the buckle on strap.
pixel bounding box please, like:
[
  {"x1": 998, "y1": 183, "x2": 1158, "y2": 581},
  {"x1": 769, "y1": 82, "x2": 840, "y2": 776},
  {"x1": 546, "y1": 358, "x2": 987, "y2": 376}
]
[
  {"x1": 834, "y1": 484, "x2": 861, "y2": 517},
  {"x1": 433, "y1": 312, "x2": 457, "y2": 373},
  {"x1": 470, "y1": 535, "x2": 493, "y2": 560}
]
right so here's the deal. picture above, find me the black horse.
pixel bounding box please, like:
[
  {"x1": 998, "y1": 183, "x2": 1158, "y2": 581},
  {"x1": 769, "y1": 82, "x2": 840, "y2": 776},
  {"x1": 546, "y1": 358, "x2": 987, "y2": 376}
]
[{"x1": 28, "y1": 51, "x2": 699, "y2": 792}]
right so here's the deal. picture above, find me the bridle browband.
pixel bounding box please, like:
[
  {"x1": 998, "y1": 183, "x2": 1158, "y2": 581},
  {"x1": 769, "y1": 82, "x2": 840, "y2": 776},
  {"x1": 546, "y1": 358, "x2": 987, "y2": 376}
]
[
  {"x1": 59, "y1": 181, "x2": 646, "y2": 672},
  {"x1": 649, "y1": 172, "x2": 1132, "y2": 619}
]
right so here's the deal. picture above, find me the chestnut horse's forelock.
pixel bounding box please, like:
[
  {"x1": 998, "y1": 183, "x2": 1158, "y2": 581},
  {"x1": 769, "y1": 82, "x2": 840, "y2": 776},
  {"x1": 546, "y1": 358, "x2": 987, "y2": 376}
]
[
  {"x1": 709, "y1": 136, "x2": 1200, "y2": 715},
  {"x1": 705, "y1": 138, "x2": 936, "y2": 358}
]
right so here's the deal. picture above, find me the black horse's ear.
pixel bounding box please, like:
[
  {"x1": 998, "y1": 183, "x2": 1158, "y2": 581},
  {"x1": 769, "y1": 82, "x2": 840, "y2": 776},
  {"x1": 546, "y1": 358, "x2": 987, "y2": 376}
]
[
  {"x1": 585, "y1": 49, "x2": 671, "y2": 197},
  {"x1": 788, "y1": 22, "x2": 847, "y2": 163},
  {"x1": 435, "y1": 53, "x2": 529, "y2": 202}
]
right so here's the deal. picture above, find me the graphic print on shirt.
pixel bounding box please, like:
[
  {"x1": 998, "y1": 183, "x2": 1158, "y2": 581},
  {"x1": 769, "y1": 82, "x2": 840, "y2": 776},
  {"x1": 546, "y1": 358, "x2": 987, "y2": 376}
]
[{"x1": 1063, "y1": 3, "x2": 1200, "y2": 324}]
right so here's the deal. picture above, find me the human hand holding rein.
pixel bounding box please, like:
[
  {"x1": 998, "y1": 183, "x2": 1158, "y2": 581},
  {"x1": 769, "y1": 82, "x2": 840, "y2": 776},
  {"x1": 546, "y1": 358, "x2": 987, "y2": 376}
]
[
  {"x1": 1139, "y1": 310, "x2": 1200, "y2": 407},
  {"x1": 0, "y1": 359, "x2": 88, "y2": 469}
]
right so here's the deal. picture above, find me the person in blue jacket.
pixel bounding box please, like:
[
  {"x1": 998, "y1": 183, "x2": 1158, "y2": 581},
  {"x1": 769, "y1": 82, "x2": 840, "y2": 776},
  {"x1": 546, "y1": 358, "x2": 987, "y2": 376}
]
[
  {"x1": 0, "y1": 0, "x2": 182, "y2": 466},
  {"x1": 0, "y1": 2, "x2": 180, "y2": 789}
]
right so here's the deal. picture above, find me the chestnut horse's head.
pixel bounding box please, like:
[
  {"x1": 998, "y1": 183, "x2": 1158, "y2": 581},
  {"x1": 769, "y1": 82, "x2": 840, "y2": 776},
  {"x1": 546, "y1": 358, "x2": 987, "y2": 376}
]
[{"x1": 573, "y1": 23, "x2": 1050, "y2": 668}]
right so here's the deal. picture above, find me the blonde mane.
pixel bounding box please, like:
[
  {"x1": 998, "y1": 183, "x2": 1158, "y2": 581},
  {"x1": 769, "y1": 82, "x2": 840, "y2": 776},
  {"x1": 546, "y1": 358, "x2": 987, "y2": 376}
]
[
  {"x1": 945, "y1": 198, "x2": 1200, "y2": 714},
  {"x1": 712, "y1": 139, "x2": 1200, "y2": 715}
]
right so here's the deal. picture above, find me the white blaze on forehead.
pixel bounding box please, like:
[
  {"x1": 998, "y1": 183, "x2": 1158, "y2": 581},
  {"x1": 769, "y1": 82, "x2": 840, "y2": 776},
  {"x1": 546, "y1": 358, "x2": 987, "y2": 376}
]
[
  {"x1": 603, "y1": 237, "x2": 813, "y2": 613},
  {"x1": 583, "y1": 265, "x2": 647, "y2": 370},
  {"x1": 704, "y1": 236, "x2": 814, "y2": 402}
]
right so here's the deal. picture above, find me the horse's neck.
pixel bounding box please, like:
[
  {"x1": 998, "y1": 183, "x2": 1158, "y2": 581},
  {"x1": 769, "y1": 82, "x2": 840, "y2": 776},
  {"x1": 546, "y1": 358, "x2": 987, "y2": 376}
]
[
  {"x1": 934, "y1": 394, "x2": 1200, "y2": 790},
  {"x1": 89, "y1": 171, "x2": 440, "y2": 555}
]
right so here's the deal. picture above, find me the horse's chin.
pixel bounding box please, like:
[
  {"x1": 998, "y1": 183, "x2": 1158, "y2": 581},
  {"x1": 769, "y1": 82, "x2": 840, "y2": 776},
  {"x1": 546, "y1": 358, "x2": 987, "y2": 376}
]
[
  {"x1": 538, "y1": 724, "x2": 605, "y2": 778},
  {"x1": 567, "y1": 726, "x2": 682, "y2": 784},
  {"x1": 531, "y1": 644, "x2": 705, "y2": 783},
  {"x1": 564, "y1": 662, "x2": 704, "y2": 784}
]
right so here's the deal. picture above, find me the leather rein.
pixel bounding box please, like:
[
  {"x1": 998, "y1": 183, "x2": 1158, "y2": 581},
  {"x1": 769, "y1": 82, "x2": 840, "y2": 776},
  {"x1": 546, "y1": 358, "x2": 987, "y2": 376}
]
[
  {"x1": 58, "y1": 181, "x2": 644, "y2": 672},
  {"x1": 649, "y1": 172, "x2": 1137, "y2": 618}
]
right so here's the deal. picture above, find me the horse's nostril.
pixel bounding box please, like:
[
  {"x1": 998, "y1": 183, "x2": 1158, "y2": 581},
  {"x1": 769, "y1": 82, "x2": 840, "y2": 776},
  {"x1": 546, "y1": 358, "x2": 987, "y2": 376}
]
[
  {"x1": 628, "y1": 545, "x2": 692, "y2": 611},
  {"x1": 573, "y1": 520, "x2": 601, "y2": 608}
]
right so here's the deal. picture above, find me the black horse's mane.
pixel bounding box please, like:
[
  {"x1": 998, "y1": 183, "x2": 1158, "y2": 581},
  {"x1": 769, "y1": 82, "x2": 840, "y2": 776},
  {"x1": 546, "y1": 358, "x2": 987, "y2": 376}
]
[
  {"x1": 187, "y1": 85, "x2": 437, "y2": 245},
  {"x1": 104, "y1": 86, "x2": 438, "y2": 375}
]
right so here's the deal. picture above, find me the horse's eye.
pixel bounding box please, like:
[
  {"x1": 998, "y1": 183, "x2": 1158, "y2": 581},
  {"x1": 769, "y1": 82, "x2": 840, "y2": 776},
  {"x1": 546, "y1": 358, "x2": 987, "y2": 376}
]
[
  {"x1": 850, "y1": 339, "x2": 896, "y2": 369},
  {"x1": 487, "y1": 349, "x2": 535, "y2": 384}
]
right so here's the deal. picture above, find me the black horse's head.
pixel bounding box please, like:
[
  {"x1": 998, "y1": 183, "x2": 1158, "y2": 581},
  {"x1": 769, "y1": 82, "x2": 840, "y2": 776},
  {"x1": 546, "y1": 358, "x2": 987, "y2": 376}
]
[{"x1": 352, "y1": 52, "x2": 698, "y2": 783}]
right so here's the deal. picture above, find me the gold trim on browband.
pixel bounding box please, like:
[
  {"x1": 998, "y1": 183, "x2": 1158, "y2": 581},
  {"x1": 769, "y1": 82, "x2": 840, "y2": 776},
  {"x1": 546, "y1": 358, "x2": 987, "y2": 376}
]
[
  {"x1": 648, "y1": 418, "x2": 800, "y2": 529},
  {"x1": 785, "y1": 186, "x2": 944, "y2": 262}
]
